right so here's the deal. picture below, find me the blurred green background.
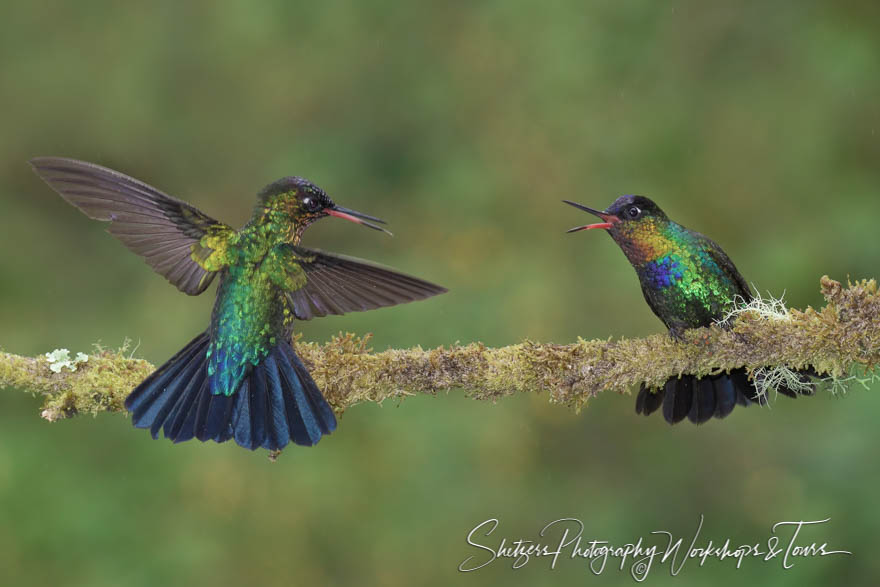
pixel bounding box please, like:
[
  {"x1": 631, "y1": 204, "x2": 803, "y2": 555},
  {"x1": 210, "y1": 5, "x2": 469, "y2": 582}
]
[{"x1": 1, "y1": 1, "x2": 878, "y2": 585}]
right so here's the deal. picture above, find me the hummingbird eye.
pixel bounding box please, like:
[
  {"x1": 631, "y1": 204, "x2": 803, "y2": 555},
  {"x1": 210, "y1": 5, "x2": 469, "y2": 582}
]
[
  {"x1": 627, "y1": 206, "x2": 641, "y2": 219},
  {"x1": 302, "y1": 196, "x2": 322, "y2": 212}
]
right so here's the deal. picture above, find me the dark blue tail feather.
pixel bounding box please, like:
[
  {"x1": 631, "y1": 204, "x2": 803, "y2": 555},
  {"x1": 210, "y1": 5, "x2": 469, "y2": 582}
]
[
  {"x1": 165, "y1": 373, "x2": 206, "y2": 443},
  {"x1": 148, "y1": 351, "x2": 204, "y2": 438},
  {"x1": 125, "y1": 333, "x2": 337, "y2": 450},
  {"x1": 690, "y1": 378, "x2": 716, "y2": 423},
  {"x1": 284, "y1": 345, "x2": 338, "y2": 434},
  {"x1": 280, "y1": 356, "x2": 324, "y2": 446},
  {"x1": 635, "y1": 367, "x2": 811, "y2": 425},
  {"x1": 233, "y1": 367, "x2": 269, "y2": 450},
  {"x1": 263, "y1": 354, "x2": 292, "y2": 450},
  {"x1": 713, "y1": 376, "x2": 737, "y2": 418},
  {"x1": 126, "y1": 332, "x2": 208, "y2": 428}
]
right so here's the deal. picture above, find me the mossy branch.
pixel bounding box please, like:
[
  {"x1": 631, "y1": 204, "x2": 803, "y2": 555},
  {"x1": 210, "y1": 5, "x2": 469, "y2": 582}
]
[{"x1": 2, "y1": 276, "x2": 879, "y2": 422}]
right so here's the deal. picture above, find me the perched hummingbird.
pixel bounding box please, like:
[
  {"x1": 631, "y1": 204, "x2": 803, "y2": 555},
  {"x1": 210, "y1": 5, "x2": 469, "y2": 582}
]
[
  {"x1": 564, "y1": 195, "x2": 809, "y2": 424},
  {"x1": 31, "y1": 157, "x2": 446, "y2": 450}
]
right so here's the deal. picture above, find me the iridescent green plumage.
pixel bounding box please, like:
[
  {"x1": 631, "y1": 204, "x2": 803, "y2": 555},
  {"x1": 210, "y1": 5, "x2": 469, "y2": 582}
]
[
  {"x1": 565, "y1": 195, "x2": 810, "y2": 424},
  {"x1": 608, "y1": 204, "x2": 749, "y2": 338},
  {"x1": 566, "y1": 195, "x2": 749, "y2": 338},
  {"x1": 199, "y1": 199, "x2": 308, "y2": 398},
  {"x1": 30, "y1": 158, "x2": 446, "y2": 450}
]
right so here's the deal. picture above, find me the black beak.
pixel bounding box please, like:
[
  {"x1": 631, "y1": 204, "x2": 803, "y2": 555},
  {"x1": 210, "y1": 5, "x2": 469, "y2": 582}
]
[
  {"x1": 327, "y1": 205, "x2": 393, "y2": 236},
  {"x1": 562, "y1": 200, "x2": 620, "y2": 232}
]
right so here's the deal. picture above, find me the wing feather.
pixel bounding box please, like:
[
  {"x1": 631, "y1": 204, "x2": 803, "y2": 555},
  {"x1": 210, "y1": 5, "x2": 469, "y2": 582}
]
[
  {"x1": 283, "y1": 245, "x2": 446, "y2": 320},
  {"x1": 30, "y1": 157, "x2": 232, "y2": 295},
  {"x1": 701, "y1": 238, "x2": 752, "y2": 301}
]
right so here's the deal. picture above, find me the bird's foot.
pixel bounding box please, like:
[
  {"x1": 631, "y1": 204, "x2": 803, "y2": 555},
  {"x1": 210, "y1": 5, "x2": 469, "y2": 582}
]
[{"x1": 668, "y1": 327, "x2": 687, "y2": 342}]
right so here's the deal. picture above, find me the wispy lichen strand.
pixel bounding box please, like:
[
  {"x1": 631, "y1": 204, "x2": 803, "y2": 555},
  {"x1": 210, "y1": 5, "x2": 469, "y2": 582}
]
[{"x1": 1, "y1": 276, "x2": 878, "y2": 422}]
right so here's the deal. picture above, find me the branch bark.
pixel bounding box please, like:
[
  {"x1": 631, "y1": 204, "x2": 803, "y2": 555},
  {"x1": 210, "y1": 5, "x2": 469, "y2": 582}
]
[{"x1": 2, "y1": 276, "x2": 878, "y2": 422}]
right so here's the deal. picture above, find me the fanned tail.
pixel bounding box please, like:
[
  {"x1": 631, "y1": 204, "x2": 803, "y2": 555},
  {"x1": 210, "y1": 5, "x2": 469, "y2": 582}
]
[
  {"x1": 125, "y1": 333, "x2": 337, "y2": 450},
  {"x1": 635, "y1": 368, "x2": 813, "y2": 424},
  {"x1": 230, "y1": 343, "x2": 337, "y2": 450}
]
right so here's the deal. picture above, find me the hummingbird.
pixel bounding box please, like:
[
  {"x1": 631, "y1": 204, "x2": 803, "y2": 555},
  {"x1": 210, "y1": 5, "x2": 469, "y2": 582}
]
[
  {"x1": 564, "y1": 195, "x2": 809, "y2": 424},
  {"x1": 31, "y1": 157, "x2": 447, "y2": 450}
]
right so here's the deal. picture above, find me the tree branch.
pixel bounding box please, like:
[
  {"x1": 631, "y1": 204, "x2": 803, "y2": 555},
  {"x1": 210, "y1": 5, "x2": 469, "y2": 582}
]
[{"x1": 2, "y1": 276, "x2": 878, "y2": 422}]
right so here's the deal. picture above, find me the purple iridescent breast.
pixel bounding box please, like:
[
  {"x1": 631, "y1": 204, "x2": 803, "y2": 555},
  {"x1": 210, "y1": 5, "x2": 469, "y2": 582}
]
[{"x1": 643, "y1": 254, "x2": 685, "y2": 288}]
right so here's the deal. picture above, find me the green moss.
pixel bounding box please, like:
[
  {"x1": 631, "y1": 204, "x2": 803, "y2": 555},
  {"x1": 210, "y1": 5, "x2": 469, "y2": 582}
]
[{"x1": 2, "y1": 276, "x2": 879, "y2": 421}]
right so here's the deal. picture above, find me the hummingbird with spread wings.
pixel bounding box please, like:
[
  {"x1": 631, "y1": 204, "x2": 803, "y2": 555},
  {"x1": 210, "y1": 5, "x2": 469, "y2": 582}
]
[
  {"x1": 564, "y1": 195, "x2": 810, "y2": 424},
  {"x1": 31, "y1": 157, "x2": 446, "y2": 451}
]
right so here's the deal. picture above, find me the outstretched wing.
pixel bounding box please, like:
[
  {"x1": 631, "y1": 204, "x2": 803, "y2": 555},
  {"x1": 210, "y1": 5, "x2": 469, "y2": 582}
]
[
  {"x1": 283, "y1": 245, "x2": 447, "y2": 320},
  {"x1": 30, "y1": 157, "x2": 233, "y2": 295}
]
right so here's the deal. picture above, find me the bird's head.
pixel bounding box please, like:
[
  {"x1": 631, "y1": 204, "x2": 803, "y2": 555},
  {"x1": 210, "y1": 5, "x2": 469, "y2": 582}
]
[
  {"x1": 563, "y1": 195, "x2": 668, "y2": 233},
  {"x1": 563, "y1": 195, "x2": 672, "y2": 262},
  {"x1": 257, "y1": 176, "x2": 391, "y2": 236}
]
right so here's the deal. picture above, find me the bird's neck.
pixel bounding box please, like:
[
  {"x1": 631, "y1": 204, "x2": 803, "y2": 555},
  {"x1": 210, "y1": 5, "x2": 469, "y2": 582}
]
[
  {"x1": 612, "y1": 219, "x2": 681, "y2": 267},
  {"x1": 241, "y1": 204, "x2": 303, "y2": 247}
]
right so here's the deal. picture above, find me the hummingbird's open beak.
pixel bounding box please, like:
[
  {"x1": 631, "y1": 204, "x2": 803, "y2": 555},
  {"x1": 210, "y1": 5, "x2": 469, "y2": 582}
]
[
  {"x1": 327, "y1": 205, "x2": 393, "y2": 236},
  {"x1": 562, "y1": 200, "x2": 620, "y2": 232}
]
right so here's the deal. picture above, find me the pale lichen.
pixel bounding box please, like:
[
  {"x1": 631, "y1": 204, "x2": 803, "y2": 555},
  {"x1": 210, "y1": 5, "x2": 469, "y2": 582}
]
[
  {"x1": 719, "y1": 288, "x2": 792, "y2": 325},
  {"x1": 751, "y1": 365, "x2": 816, "y2": 404},
  {"x1": 821, "y1": 369, "x2": 880, "y2": 398},
  {"x1": 44, "y1": 349, "x2": 89, "y2": 373},
  {"x1": 1, "y1": 345, "x2": 153, "y2": 421}
]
